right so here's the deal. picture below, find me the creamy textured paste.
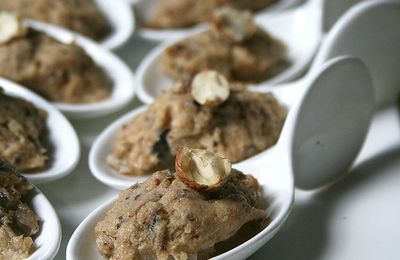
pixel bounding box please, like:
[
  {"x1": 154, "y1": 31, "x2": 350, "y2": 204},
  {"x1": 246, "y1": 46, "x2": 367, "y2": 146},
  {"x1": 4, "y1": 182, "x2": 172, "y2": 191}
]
[
  {"x1": 0, "y1": 29, "x2": 111, "y2": 103},
  {"x1": 108, "y1": 82, "x2": 286, "y2": 176},
  {"x1": 162, "y1": 27, "x2": 288, "y2": 84},
  {"x1": 0, "y1": 89, "x2": 48, "y2": 171},
  {"x1": 95, "y1": 169, "x2": 266, "y2": 259}
]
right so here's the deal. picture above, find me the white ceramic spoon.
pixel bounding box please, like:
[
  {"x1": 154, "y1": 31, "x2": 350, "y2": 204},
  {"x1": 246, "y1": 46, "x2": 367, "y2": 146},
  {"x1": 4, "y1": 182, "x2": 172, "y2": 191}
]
[
  {"x1": 90, "y1": 54, "x2": 373, "y2": 191},
  {"x1": 14, "y1": 20, "x2": 136, "y2": 120},
  {"x1": 28, "y1": 185, "x2": 62, "y2": 260},
  {"x1": 0, "y1": 77, "x2": 80, "y2": 184},
  {"x1": 70, "y1": 56, "x2": 374, "y2": 260},
  {"x1": 136, "y1": 0, "x2": 323, "y2": 104},
  {"x1": 91, "y1": 0, "x2": 135, "y2": 50},
  {"x1": 134, "y1": 0, "x2": 305, "y2": 41},
  {"x1": 254, "y1": 0, "x2": 400, "y2": 108}
]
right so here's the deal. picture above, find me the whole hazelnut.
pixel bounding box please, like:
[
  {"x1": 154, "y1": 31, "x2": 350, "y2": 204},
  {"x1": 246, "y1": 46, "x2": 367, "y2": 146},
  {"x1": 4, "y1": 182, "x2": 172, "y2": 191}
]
[
  {"x1": 175, "y1": 147, "x2": 232, "y2": 192},
  {"x1": 191, "y1": 70, "x2": 230, "y2": 107}
]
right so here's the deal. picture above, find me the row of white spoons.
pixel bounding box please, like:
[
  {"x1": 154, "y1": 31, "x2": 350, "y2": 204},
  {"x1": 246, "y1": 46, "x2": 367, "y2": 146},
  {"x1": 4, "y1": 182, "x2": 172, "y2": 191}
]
[
  {"x1": 68, "y1": 1, "x2": 400, "y2": 259},
  {"x1": 2, "y1": 0, "x2": 382, "y2": 184},
  {"x1": 4, "y1": 0, "x2": 379, "y2": 125},
  {"x1": 0, "y1": 0, "x2": 377, "y2": 122},
  {"x1": 7, "y1": 1, "x2": 400, "y2": 259}
]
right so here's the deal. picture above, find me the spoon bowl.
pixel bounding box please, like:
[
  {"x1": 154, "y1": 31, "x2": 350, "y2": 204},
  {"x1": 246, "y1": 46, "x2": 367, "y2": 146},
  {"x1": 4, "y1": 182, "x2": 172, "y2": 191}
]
[
  {"x1": 22, "y1": 20, "x2": 136, "y2": 120},
  {"x1": 134, "y1": 0, "x2": 305, "y2": 42},
  {"x1": 74, "y1": 56, "x2": 373, "y2": 260},
  {"x1": 136, "y1": 0, "x2": 322, "y2": 104},
  {"x1": 0, "y1": 77, "x2": 80, "y2": 184},
  {"x1": 287, "y1": 57, "x2": 374, "y2": 189}
]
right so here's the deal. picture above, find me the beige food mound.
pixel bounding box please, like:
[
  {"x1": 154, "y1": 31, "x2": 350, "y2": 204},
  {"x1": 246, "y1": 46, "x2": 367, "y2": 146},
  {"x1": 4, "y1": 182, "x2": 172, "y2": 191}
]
[
  {"x1": 146, "y1": 0, "x2": 278, "y2": 28},
  {"x1": 0, "y1": 29, "x2": 111, "y2": 103},
  {"x1": 0, "y1": 89, "x2": 48, "y2": 171},
  {"x1": 0, "y1": 157, "x2": 40, "y2": 259},
  {"x1": 95, "y1": 169, "x2": 266, "y2": 259},
  {"x1": 108, "y1": 82, "x2": 286, "y2": 176},
  {"x1": 0, "y1": 0, "x2": 111, "y2": 41},
  {"x1": 162, "y1": 22, "x2": 288, "y2": 84}
]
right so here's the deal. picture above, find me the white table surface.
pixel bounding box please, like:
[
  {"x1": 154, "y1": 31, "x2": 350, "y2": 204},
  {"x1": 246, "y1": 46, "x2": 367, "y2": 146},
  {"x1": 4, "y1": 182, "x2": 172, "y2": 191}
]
[{"x1": 37, "y1": 35, "x2": 400, "y2": 260}]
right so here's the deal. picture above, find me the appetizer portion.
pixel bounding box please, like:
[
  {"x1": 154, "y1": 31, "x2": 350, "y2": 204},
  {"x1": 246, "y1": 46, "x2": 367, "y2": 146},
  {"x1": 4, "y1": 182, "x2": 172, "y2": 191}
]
[
  {"x1": 0, "y1": 12, "x2": 111, "y2": 103},
  {"x1": 0, "y1": 88, "x2": 48, "y2": 171},
  {"x1": 96, "y1": 148, "x2": 267, "y2": 259},
  {"x1": 108, "y1": 70, "x2": 286, "y2": 176},
  {"x1": 162, "y1": 7, "x2": 289, "y2": 84},
  {"x1": 146, "y1": 0, "x2": 278, "y2": 29},
  {"x1": 0, "y1": 0, "x2": 111, "y2": 41},
  {"x1": 0, "y1": 157, "x2": 40, "y2": 259}
]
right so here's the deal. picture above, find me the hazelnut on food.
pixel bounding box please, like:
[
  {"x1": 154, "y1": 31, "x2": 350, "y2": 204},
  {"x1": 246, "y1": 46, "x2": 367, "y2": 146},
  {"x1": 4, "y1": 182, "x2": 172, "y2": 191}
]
[
  {"x1": 175, "y1": 147, "x2": 232, "y2": 192},
  {"x1": 0, "y1": 12, "x2": 27, "y2": 44},
  {"x1": 191, "y1": 70, "x2": 230, "y2": 107},
  {"x1": 212, "y1": 6, "x2": 257, "y2": 43}
]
